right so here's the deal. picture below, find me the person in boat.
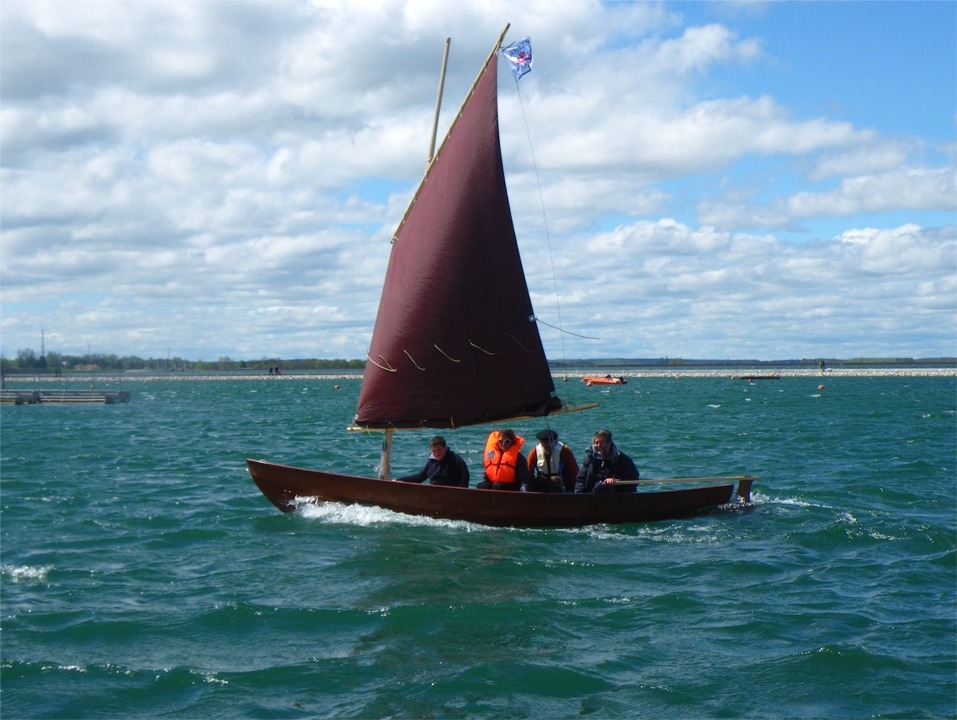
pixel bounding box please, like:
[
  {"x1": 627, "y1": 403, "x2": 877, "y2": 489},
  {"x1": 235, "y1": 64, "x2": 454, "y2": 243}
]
[
  {"x1": 574, "y1": 429, "x2": 640, "y2": 494},
  {"x1": 395, "y1": 435, "x2": 470, "y2": 487},
  {"x1": 476, "y1": 428, "x2": 530, "y2": 491},
  {"x1": 525, "y1": 428, "x2": 579, "y2": 493}
]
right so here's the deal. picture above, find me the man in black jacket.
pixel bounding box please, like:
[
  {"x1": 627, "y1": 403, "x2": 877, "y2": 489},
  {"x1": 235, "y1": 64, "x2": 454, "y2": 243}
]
[
  {"x1": 574, "y1": 429, "x2": 639, "y2": 493},
  {"x1": 396, "y1": 436, "x2": 470, "y2": 487}
]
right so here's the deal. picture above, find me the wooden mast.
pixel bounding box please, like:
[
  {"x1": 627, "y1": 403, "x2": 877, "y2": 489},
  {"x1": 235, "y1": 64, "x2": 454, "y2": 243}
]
[
  {"x1": 427, "y1": 38, "x2": 451, "y2": 166},
  {"x1": 390, "y1": 24, "x2": 510, "y2": 242},
  {"x1": 377, "y1": 32, "x2": 460, "y2": 479}
]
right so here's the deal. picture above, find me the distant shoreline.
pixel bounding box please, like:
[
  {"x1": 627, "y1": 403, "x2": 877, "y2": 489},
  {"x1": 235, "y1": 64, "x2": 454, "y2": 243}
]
[{"x1": 3, "y1": 367, "x2": 955, "y2": 384}]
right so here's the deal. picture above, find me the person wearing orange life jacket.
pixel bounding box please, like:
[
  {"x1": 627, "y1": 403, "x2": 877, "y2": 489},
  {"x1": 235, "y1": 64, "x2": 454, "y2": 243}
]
[{"x1": 476, "y1": 428, "x2": 531, "y2": 491}]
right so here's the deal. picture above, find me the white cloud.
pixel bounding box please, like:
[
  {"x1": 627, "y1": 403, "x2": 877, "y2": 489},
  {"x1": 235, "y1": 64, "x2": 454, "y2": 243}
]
[
  {"x1": 789, "y1": 167, "x2": 956, "y2": 217},
  {"x1": 697, "y1": 165, "x2": 956, "y2": 229},
  {"x1": 807, "y1": 141, "x2": 913, "y2": 181}
]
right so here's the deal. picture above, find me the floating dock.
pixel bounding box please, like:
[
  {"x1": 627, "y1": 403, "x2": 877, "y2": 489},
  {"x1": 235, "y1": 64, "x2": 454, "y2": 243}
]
[{"x1": 0, "y1": 390, "x2": 130, "y2": 405}]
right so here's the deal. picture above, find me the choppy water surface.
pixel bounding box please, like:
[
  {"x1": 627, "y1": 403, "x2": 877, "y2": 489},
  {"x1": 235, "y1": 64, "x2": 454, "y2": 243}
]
[{"x1": 2, "y1": 374, "x2": 954, "y2": 718}]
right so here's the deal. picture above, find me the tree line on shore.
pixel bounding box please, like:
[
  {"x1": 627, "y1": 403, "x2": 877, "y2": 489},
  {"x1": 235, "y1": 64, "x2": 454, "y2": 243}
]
[
  {"x1": 1, "y1": 350, "x2": 364, "y2": 373},
  {"x1": 2, "y1": 348, "x2": 953, "y2": 374}
]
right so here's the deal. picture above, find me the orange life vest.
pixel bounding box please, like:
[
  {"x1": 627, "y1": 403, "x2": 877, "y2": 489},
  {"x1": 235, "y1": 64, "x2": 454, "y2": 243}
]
[{"x1": 483, "y1": 431, "x2": 525, "y2": 485}]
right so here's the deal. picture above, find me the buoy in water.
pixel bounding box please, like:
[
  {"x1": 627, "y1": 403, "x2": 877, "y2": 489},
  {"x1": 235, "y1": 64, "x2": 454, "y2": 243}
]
[{"x1": 818, "y1": 384, "x2": 825, "y2": 390}]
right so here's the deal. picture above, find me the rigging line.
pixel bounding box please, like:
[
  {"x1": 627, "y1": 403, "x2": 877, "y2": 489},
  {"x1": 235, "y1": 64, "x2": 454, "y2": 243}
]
[
  {"x1": 367, "y1": 354, "x2": 397, "y2": 372},
  {"x1": 504, "y1": 332, "x2": 532, "y2": 352},
  {"x1": 513, "y1": 80, "x2": 567, "y2": 363},
  {"x1": 534, "y1": 316, "x2": 600, "y2": 341},
  {"x1": 469, "y1": 340, "x2": 496, "y2": 355},
  {"x1": 403, "y1": 349, "x2": 426, "y2": 371},
  {"x1": 434, "y1": 344, "x2": 461, "y2": 362}
]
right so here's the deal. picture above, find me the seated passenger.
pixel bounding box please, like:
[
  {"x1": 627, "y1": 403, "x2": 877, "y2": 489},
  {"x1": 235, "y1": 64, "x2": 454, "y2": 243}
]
[
  {"x1": 395, "y1": 435, "x2": 469, "y2": 487},
  {"x1": 574, "y1": 429, "x2": 639, "y2": 494},
  {"x1": 476, "y1": 428, "x2": 530, "y2": 491},
  {"x1": 525, "y1": 429, "x2": 579, "y2": 493}
]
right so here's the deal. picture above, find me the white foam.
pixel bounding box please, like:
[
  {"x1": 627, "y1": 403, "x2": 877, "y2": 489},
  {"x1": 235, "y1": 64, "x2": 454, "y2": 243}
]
[
  {"x1": 2, "y1": 564, "x2": 52, "y2": 582},
  {"x1": 772, "y1": 495, "x2": 823, "y2": 508},
  {"x1": 295, "y1": 499, "x2": 490, "y2": 531}
]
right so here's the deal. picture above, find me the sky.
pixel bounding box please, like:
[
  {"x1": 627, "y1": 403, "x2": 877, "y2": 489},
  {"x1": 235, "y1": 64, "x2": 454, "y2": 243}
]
[{"x1": 2, "y1": 0, "x2": 955, "y2": 362}]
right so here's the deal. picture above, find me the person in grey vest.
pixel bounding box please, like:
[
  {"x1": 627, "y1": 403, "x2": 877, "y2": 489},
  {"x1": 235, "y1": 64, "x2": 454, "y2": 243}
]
[{"x1": 525, "y1": 429, "x2": 579, "y2": 493}]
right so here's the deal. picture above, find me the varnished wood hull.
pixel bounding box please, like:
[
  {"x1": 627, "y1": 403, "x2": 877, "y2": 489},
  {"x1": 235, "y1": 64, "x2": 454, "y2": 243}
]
[{"x1": 247, "y1": 458, "x2": 741, "y2": 528}]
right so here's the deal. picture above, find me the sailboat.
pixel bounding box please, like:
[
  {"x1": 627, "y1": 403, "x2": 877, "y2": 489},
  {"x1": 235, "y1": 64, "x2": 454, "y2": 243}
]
[{"x1": 247, "y1": 26, "x2": 755, "y2": 527}]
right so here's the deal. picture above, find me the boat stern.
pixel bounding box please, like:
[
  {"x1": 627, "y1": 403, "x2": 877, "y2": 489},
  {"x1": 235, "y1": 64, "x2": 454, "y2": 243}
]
[{"x1": 736, "y1": 476, "x2": 755, "y2": 503}]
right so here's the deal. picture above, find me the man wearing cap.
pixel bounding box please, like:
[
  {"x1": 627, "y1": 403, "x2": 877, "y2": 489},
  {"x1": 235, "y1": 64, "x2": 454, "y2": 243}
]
[{"x1": 525, "y1": 429, "x2": 580, "y2": 493}]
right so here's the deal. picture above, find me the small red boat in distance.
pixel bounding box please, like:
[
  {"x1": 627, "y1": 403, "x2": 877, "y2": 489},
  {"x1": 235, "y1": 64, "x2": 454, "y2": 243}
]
[{"x1": 582, "y1": 376, "x2": 627, "y2": 386}]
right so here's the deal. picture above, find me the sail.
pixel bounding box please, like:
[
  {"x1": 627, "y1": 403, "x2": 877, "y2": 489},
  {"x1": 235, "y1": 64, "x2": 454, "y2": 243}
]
[{"x1": 354, "y1": 51, "x2": 562, "y2": 430}]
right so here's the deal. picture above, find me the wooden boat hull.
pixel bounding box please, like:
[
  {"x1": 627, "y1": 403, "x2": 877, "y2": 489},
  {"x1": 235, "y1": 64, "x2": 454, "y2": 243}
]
[{"x1": 247, "y1": 458, "x2": 739, "y2": 528}]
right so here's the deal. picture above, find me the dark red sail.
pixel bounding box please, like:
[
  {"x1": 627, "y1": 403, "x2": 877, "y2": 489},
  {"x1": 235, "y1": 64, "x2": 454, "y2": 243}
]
[{"x1": 354, "y1": 52, "x2": 561, "y2": 429}]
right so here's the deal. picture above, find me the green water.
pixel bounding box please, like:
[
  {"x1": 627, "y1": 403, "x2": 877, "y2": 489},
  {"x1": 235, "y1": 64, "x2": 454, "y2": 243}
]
[{"x1": 2, "y1": 375, "x2": 954, "y2": 718}]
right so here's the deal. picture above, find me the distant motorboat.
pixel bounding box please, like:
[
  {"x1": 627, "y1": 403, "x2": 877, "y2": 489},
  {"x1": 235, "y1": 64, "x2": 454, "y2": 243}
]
[{"x1": 582, "y1": 376, "x2": 627, "y2": 386}]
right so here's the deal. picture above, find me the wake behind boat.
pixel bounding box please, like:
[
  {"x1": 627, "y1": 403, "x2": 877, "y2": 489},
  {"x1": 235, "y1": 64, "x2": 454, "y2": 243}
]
[{"x1": 247, "y1": 26, "x2": 756, "y2": 527}]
